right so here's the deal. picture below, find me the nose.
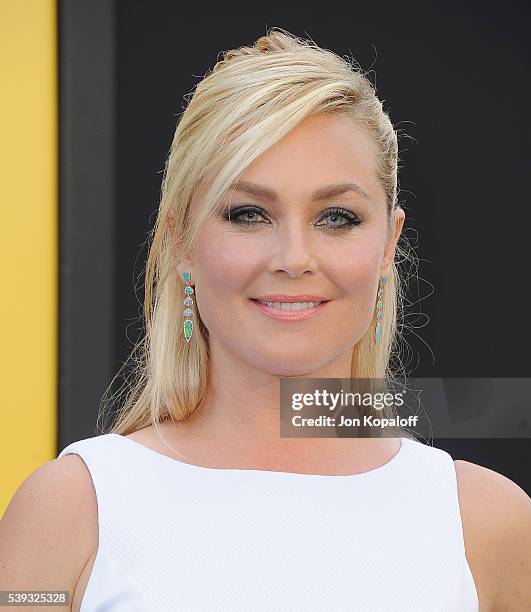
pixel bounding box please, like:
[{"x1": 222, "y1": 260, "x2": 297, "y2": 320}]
[{"x1": 268, "y1": 218, "x2": 317, "y2": 278}]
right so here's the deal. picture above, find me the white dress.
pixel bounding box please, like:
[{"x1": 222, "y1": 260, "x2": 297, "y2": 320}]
[{"x1": 58, "y1": 433, "x2": 479, "y2": 611}]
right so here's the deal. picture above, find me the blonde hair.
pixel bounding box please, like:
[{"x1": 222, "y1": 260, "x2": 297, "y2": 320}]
[{"x1": 99, "y1": 28, "x2": 415, "y2": 440}]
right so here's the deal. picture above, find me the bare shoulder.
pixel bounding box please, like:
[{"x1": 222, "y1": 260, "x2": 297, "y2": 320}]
[
  {"x1": 0, "y1": 454, "x2": 98, "y2": 608},
  {"x1": 454, "y1": 459, "x2": 531, "y2": 611}
]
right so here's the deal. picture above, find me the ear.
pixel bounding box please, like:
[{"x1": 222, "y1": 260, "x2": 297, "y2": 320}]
[{"x1": 379, "y1": 207, "x2": 405, "y2": 278}]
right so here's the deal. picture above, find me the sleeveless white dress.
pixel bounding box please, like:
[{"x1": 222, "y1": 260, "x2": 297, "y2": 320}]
[{"x1": 58, "y1": 434, "x2": 479, "y2": 611}]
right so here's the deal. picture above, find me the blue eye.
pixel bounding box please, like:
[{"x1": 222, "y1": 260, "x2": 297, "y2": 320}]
[
  {"x1": 223, "y1": 206, "x2": 361, "y2": 231},
  {"x1": 317, "y1": 207, "x2": 361, "y2": 230},
  {"x1": 226, "y1": 207, "x2": 266, "y2": 224}
]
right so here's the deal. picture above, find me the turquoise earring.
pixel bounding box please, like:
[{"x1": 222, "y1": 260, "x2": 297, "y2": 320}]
[
  {"x1": 375, "y1": 276, "x2": 387, "y2": 343},
  {"x1": 182, "y1": 271, "x2": 194, "y2": 343}
]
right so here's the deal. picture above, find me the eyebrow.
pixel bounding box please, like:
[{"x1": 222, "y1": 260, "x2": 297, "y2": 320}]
[{"x1": 229, "y1": 180, "x2": 370, "y2": 202}]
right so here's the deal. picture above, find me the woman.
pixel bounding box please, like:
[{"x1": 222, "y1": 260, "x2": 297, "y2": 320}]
[{"x1": 1, "y1": 28, "x2": 529, "y2": 611}]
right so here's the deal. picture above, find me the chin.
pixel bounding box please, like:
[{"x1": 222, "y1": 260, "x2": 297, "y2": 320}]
[{"x1": 250, "y1": 352, "x2": 330, "y2": 378}]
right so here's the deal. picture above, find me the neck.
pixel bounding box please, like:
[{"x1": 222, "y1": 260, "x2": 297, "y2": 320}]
[{"x1": 163, "y1": 341, "x2": 399, "y2": 473}]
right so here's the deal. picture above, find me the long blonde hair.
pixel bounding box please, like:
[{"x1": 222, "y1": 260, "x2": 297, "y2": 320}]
[{"x1": 99, "y1": 28, "x2": 415, "y2": 439}]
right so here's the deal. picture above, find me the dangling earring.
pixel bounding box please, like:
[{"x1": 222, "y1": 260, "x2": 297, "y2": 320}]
[
  {"x1": 375, "y1": 275, "x2": 387, "y2": 343},
  {"x1": 182, "y1": 271, "x2": 194, "y2": 343}
]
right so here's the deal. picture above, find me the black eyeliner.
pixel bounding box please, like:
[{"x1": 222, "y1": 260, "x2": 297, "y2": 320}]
[{"x1": 222, "y1": 204, "x2": 361, "y2": 230}]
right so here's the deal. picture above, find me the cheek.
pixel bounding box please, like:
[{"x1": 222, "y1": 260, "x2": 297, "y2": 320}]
[
  {"x1": 330, "y1": 234, "x2": 381, "y2": 292},
  {"x1": 193, "y1": 228, "x2": 259, "y2": 325},
  {"x1": 346, "y1": 258, "x2": 378, "y2": 290},
  {"x1": 328, "y1": 245, "x2": 381, "y2": 333},
  {"x1": 347, "y1": 263, "x2": 378, "y2": 318},
  {"x1": 199, "y1": 239, "x2": 256, "y2": 292}
]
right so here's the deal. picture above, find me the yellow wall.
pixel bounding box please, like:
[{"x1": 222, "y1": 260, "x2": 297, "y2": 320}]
[{"x1": 0, "y1": 0, "x2": 57, "y2": 516}]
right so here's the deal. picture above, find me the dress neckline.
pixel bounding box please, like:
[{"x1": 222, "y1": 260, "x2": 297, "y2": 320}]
[{"x1": 109, "y1": 433, "x2": 411, "y2": 479}]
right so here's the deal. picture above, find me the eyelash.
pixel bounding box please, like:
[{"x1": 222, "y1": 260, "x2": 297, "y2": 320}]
[{"x1": 223, "y1": 206, "x2": 361, "y2": 231}]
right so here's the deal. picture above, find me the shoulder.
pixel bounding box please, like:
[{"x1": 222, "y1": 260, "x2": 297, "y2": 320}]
[
  {"x1": 454, "y1": 459, "x2": 530, "y2": 529},
  {"x1": 0, "y1": 454, "x2": 98, "y2": 595},
  {"x1": 454, "y1": 459, "x2": 531, "y2": 611}
]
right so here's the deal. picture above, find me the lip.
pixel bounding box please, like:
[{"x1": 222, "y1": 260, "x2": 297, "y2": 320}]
[
  {"x1": 252, "y1": 295, "x2": 330, "y2": 303},
  {"x1": 249, "y1": 298, "x2": 331, "y2": 321}
]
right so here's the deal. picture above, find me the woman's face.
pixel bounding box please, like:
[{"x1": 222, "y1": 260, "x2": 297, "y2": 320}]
[{"x1": 180, "y1": 113, "x2": 404, "y2": 376}]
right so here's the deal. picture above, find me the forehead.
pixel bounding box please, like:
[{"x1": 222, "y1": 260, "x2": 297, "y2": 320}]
[{"x1": 237, "y1": 113, "x2": 381, "y2": 202}]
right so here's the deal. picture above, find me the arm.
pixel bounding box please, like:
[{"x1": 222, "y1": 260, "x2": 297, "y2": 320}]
[
  {"x1": 455, "y1": 459, "x2": 531, "y2": 612},
  {"x1": 489, "y1": 472, "x2": 531, "y2": 611},
  {"x1": 0, "y1": 455, "x2": 97, "y2": 611}
]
